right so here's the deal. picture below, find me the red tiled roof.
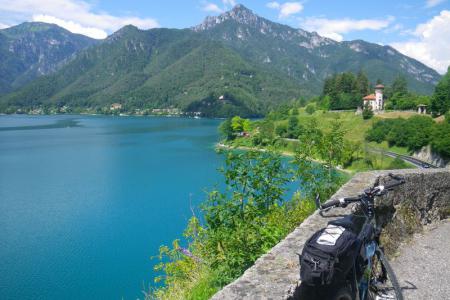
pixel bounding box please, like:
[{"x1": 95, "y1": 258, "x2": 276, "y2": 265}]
[
  {"x1": 363, "y1": 94, "x2": 376, "y2": 100},
  {"x1": 375, "y1": 84, "x2": 385, "y2": 89}
]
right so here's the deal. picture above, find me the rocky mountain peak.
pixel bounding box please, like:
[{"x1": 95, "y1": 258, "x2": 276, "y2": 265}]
[
  {"x1": 106, "y1": 24, "x2": 140, "y2": 42},
  {"x1": 192, "y1": 4, "x2": 261, "y2": 31}
]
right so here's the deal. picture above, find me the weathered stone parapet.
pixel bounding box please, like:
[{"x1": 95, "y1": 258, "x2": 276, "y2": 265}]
[{"x1": 211, "y1": 168, "x2": 450, "y2": 300}]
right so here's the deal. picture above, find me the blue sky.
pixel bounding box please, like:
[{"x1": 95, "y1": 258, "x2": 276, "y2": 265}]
[{"x1": 0, "y1": 0, "x2": 449, "y2": 73}]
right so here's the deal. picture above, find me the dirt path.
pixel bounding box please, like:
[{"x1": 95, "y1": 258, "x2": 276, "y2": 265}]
[{"x1": 390, "y1": 219, "x2": 450, "y2": 299}]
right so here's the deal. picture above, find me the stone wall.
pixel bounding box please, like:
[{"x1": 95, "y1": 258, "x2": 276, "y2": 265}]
[
  {"x1": 413, "y1": 145, "x2": 449, "y2": 168},
  {"x1": 211, "y1": 168, "x2": 450, "y2": 300}
]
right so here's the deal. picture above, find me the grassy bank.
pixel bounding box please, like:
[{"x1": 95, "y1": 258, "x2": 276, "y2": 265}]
[{"x1": 221, "y1": 110, "x2": 419, "y2": 173}]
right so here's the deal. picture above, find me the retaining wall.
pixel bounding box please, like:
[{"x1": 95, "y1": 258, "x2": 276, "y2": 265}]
[{"x1": 211, "y1": 168, "x2": 450, "y2": 299}]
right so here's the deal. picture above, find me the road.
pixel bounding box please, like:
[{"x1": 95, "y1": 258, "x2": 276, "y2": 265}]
[
  {"x1": 390, "y1": 220, "x2": 450, "y2": 299},
  {"x1": 370, "y1": 149, "x2": 438, "y2": 169},
  {"x1": 281, "y1": 137, "x2": 439, "y2": 169}
]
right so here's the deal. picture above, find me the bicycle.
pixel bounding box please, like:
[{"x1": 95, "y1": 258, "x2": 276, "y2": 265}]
[{"x1": 307, "y1": 173, "x2": 405, "y2": 300}]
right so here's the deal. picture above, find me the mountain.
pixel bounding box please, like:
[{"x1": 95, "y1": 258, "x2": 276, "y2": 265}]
[
  {"x1": 0, "y1": 22, "x2": 97, "y2": 94},
  {"x1": 192, "y1": 5, "x2": 439, "y2": 94},
  {"x1": 0, "y1": 5, "x2": 441, "y2": 117}
]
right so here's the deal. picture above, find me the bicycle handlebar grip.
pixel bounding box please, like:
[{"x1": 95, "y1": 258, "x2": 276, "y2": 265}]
[
  {"x1": 343, "y1": 196, "x2": 361, "y2": 202},
  {"x1": 320, "y1": 199, "x2": 340, "y2": 209}
]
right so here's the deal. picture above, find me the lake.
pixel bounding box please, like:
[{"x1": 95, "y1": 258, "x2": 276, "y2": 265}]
[{"x1": 0, "y1": 115, "x2": 224, "y2": 300}]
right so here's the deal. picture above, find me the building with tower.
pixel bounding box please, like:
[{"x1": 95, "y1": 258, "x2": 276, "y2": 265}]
[{"x1": 363, "y1": 84, "x2": 384, "y2": 111}]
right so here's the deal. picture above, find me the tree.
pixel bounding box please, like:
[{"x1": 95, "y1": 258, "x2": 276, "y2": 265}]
[
  {"x1": 230, "y1": 116, "x2": 251, "y2": 132},
  {"x1": 231, "y1": 116, "x2": 244, "y2": 132},
  {"x1": 431, "y1": 122, "x2": 450, "y2": 158},
  {"x1": 321, "y1": 71, "x2": 369, "y2": 110},
  {"x1": 320, "y1": 121, "x2": 346, "y2": 168},
  {"x1": 219, "y1": 118, "x2": 234, "y2": 140},
  {"x1": 391, "y1": 76, "x2": 408, "y2": 96},
  {"x1": 275, "y1": 123, "x2": 288, "y2": 137},
  {"x1": 254, "y1": 120, "x2": 275, "y2": 146},
  {"x1": 356, "y1": 71, "x2": 370, "y2": 98},
  {"x1": 362, "y1": 102, "x2": 374, "y2": 119},
  {"x1": 431, "y1": 66, "x2": 450, "y2": 116},
  {"x1": 202, "y1": 150, "x2": 290, "y2": 281},
  {"x1": 287, "y1": 116, "x2": 298, "y2": 136},
  {"x1": 305, "y1": 103, "x2": 316, "y2": 114}
]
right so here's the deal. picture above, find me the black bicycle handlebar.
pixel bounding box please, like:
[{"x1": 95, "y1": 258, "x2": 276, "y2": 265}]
[
  {"x1": 320, "y1": 199, "x2": 341, "y2": 209},
  {"x1": 383, "y1": 179, "x2": 405, "y2": 190},
  {"x1": 320, "y1": 196, "x2": 362, "y2": 209},
  {"x1": 318, "y1": 174, "x2": 405, "y2": 211}
]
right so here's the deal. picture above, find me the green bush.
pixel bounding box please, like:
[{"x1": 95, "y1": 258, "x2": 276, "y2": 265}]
[
  {"x1": 149, "y1": 149, "x2": 344, "y2": 299},
  {"x1": 305, "y1": 103, "x2": 316, "y2": 115},
  {"x1": 366, "y1": 116, "x2": 448, "y2": 158},
  {"x1": 362, "y1": 103, "x2": 374, "y2": 119}
]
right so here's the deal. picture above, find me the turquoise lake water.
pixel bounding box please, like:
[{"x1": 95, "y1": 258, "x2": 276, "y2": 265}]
[{"x1": 0, "y1": 115, "x2": 224, "y2": 299}]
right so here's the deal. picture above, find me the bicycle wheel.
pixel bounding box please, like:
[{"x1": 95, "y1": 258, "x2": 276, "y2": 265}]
[{"x1": 367, "y1": 248, "x2": 403, "y2": 300}]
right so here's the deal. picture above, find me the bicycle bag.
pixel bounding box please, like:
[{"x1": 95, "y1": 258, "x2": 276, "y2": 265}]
[{"x1": 300, "y1": 222, "x2": 358, "y2": 286}]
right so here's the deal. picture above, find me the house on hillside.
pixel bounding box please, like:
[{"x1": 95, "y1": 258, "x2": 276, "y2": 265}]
[
  {"x1": 110, "y1": 103, "x2": 122, "y2": 111},
  {"x1": 363, "y1": 84, "x2": 384, "y2": 111}
]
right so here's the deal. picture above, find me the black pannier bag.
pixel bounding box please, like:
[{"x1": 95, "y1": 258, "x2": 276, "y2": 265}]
[{"x1": 299, "y1": 219, "x2": 359, "y2": 286}]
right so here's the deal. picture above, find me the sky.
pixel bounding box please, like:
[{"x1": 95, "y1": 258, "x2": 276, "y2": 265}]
[{"x1": 0, "y1": 0, "x2": 449, "y2": 74}]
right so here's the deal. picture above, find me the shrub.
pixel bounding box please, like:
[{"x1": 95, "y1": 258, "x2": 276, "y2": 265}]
[
  {"x1": 362, "y1": 103, "x2": 374, "y2": 119},
  {"x1": 305, "y1": 103, "x2": 316, "y2": 115}
]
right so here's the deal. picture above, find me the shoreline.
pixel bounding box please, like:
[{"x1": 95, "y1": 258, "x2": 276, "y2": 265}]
[
  {"x1": 215, "y1": 142, "x2": 352, "y2": 174},
  {"x1": 0, "y1": 112, "x2": 227, "y2": 120}
]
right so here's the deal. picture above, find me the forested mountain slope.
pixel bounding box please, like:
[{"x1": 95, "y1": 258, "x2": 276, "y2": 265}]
[
  {"x1": 0, "y1": 22, "x2": 97, "y2": 94},
  {"x1": 0, "y1": 5, "x2": 441, "y2": 117}
]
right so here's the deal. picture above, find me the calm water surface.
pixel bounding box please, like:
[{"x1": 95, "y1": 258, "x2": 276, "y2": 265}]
[{"x1": 0, "y1": 115, "x2": 223, "y2": 299}]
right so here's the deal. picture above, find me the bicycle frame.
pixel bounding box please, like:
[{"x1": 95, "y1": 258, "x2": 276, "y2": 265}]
[
  {"x1": 312, "y1": 173, "x2": 405, "y2": 299},
  {"x1": 334, "y1": 192, "x2": 395, "y2": 299}
]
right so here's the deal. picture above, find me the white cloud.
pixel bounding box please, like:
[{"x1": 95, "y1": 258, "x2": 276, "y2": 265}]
[
  {"x1": 0, "y1": 22, "x2": 9, "y2": 29},
  {"x1": 202, "y1": 0, "x2": 237, "y2": 14},
  {"x1": 267, "y1": 1, "x2": 303, "y2": 18},
  {"x1": 222, "y1": 0, "x2": 236, "y2": 7},
  {"x1": 32, "y1": 14, "x2": 108, "y2": 39},
  {"x1": 391, "y1": 10, "x2": 450, "y2": 73},
  {"x1": 202, "y1": 2, "x2": 224, "y2": 13},
  {"x1": 0, "y1": 0, "x2": 159, "y2": 39},
  {"x1": 300, "y1": 16, "x2": 393, "y2": 41},
  {"x1": 266, "y1": 2, "x2": 281, "y2": 9},
  {"x1": 425, "y1": 0, "x2": 446, "y2": 8}
]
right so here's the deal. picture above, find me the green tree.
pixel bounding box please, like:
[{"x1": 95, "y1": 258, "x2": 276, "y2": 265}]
[
  {"x1": 391, "y1": 76, "x2": 408, "y2": 96},
  {"x1": 362, "y1": 102, "x2": 374, "y2": 119},
  {"x1": 431, "y1": 66, "x2": 450, "y2": 116},
  {"x1": 202, "y1": 151, "x2": 290, "y2": 282},
  {"x1": 254, "y1": 120, "x2": 275, "y2": 146},
  {"x1": 305, "y1": 103, "x2": 316, "y2": 114},
  {"x1": 231, "y1": 116, "x2": 244, "y2": 132},
  {"x1": 275, "y1": 123, "x2": 288, "y2": 137},
  {"x1": 287, "y1": 116, "x2": 301, "y2": 138},
  {"x1": 320, "y1": 121, "x2": 346, "y2": 168},
  {"x1": 431, "y1": 122, "x2": 450, "y2": 158},
  {"x1": 219, "y1": 118, "x2": 234, "y2": 140},
  {"x1": 356, "y1": 71, "x2": 370, "y2": 97}
]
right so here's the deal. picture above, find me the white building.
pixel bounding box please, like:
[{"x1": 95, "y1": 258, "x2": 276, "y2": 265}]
[{"x1": 363, "y1": 84, "x2": 384, "y2": 111}]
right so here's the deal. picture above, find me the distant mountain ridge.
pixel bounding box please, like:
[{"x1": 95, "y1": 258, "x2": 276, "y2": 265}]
[
  {"x1": 0, "y1": 22, "x2": 97, "y2": 94},
  {"x1": 0, "y1": 5, "x2": 441, "y2": 117}
]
